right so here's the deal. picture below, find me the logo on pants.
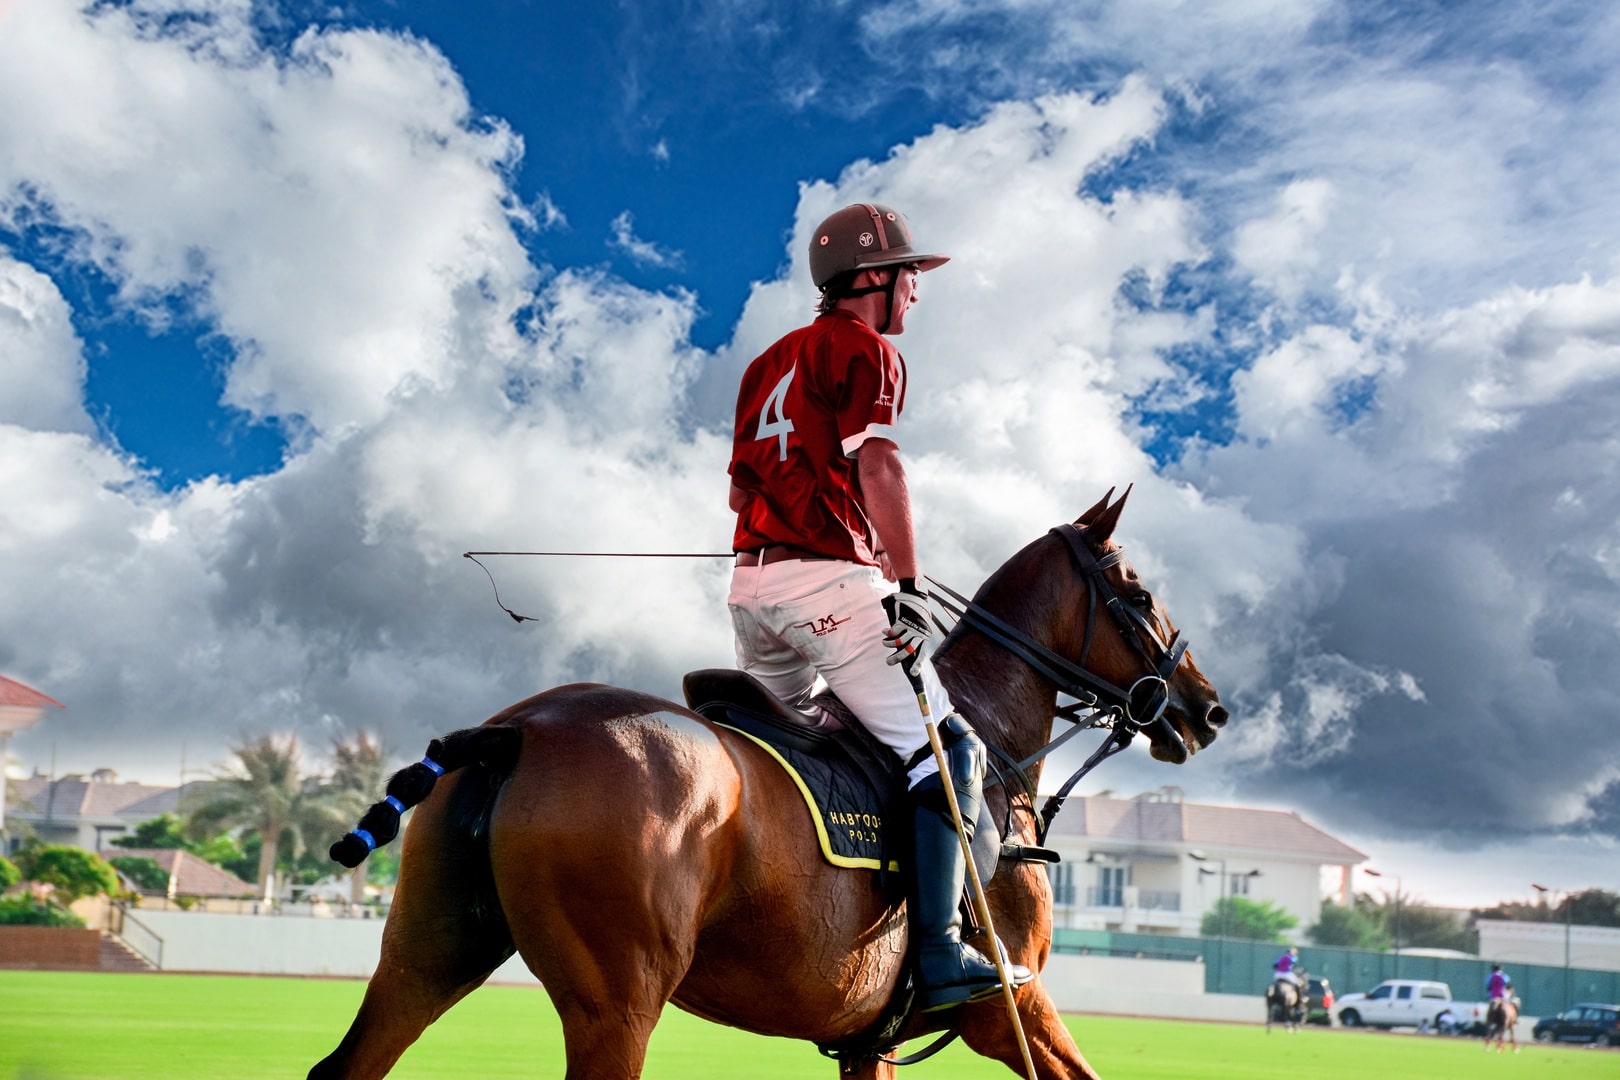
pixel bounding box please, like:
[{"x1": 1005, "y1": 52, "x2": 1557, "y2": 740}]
[{"x1": 796, "y1": 613, "x2": 849, "y2": 637}]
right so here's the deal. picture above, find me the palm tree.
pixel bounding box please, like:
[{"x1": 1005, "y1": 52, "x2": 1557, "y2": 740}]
[
  {"x1": 327, "y1": 731, "x2": 388, "y2": 904},
  {"x1": 183, "y1": 734, "x2": 331, "y2": 902}
]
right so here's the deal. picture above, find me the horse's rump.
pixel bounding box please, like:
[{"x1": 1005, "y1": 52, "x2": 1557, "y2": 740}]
[{"x1": 462, "y1": 683, "x2": 908, "y2": 1040}]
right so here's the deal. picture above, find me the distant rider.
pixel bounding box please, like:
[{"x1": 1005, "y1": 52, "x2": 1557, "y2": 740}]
[
  {"x1": 1273, "y1": 945, "x2": 1304, "y2": 991},
  {"x1": 1486, "y1": 964, "x2": 1512, "y2": 1002}
]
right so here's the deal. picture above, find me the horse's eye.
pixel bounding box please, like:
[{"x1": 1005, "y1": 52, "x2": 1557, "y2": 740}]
[{"x1": 1132, "y1": 591, "x2": 1154, "y2": 609}]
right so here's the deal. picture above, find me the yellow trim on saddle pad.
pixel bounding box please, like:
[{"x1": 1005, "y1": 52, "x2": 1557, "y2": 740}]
[{"x1": 722, "y1": 726, "x2": 900, "y2": 872}]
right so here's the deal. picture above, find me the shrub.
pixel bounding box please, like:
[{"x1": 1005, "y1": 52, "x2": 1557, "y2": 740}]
[
  {"x1": 0, "y1": 855, "x2": 20, "y2": 892},
  {"x1": 108, "y1": 856, "x2": 170, "y2": 893},
  {"x1": 1201, "y1": 896, "x2": 1300, "y2": 943},
  {"x1": 0, "y1": 895, "x2": 86, "y2": 927},
  {"x1": 24, "y1": 846, "x2": 120, "y2": 905}
]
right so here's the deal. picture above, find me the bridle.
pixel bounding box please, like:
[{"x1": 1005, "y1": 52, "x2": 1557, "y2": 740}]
[{"x1": 928, "y1": 522, "x2": 1191, "y2": 840}]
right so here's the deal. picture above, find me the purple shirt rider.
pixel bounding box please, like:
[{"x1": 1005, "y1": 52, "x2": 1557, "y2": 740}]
[
  {"x1": 1486, "y1": 970, "x2": 1509, "y2": 1000},
  {"x1": 1274, "y1": 951, "x2": 1297, "y2": 975}
]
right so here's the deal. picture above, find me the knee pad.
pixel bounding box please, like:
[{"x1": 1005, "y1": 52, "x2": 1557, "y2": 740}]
[
  {"x1": 937, "y1": 714, "x2": 985, "y2": 791},
  {"x1": 911, "y1": 715, "x2": 985, "y2": 825}
]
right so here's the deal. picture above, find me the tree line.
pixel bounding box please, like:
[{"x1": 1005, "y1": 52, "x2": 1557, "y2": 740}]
[
  {"x1": 1, "y1": 732, "x2": 393, "y2": 928},
  {"x1": 1194, "y1": 888, "x2": 1620, "y2": 950}
]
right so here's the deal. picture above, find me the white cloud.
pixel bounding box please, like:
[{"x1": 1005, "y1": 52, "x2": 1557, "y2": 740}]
[
  {"x1": 0, "y1": 252, "x2": 93, "y2": 434},
  {"x1": 607, "y1": 210, "x2": 685, "y2": 269},
  {"x1": 0, "y1": 1, "x2": 534, "y2": 436},
  {"x1": 1231, "y1": 178, "x2": 1334, "y2": 299}
]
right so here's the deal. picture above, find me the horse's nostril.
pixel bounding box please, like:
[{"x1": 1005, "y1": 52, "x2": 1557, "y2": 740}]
[{"x1": 1206, "y1": 704, "x2": 1230, "y2": 728}]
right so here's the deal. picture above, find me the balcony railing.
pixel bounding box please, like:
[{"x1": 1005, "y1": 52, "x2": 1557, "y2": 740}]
[{"x1": 1081, "y1": 888, "x2": 1181, "y2": 912}]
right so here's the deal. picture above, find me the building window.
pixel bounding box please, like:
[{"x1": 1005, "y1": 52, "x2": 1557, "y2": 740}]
[
  {"x1": 1048, "y1": 862, "x2": 1075, "y2": 906},
  {"x1": 1096, "y1": 865, "x2": 1126, "y2": 907},
  {"x1": 1228, "y1": 871, "x2": 1253, "y2": 897}
]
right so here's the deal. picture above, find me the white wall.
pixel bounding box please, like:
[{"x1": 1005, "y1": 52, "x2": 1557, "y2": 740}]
[{"x1": 128, "y1": 908, "x2": 538, "y2": 984}]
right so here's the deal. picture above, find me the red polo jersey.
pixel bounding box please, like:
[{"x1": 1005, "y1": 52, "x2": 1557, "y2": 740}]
[{"x1": 729, "y1": 311, "x2": 907, "y2": 564}]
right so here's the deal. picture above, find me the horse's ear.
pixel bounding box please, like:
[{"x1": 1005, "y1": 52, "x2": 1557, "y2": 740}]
[
  {"x1": 1075, "y1": 487, "x2": 1117, "y2": 528},
  {"x1": 1082, "y1": 484, "x2": 1132, "y2": 544}
]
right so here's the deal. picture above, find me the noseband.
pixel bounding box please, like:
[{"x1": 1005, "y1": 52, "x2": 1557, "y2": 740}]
[{"x1": 928, "y1": 523, "x2": 1192, "y2": 840}]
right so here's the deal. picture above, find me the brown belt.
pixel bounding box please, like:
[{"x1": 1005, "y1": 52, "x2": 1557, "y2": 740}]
[{"x1": 735, "y1": 545, "x2": 837, "y2": 567}]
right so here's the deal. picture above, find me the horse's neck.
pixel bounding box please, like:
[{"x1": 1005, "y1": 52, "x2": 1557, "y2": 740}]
[{"x1": 935, "y1": 632, "x2": 1057, "y2": 773}]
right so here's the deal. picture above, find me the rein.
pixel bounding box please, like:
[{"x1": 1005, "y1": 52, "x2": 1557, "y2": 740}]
[{"x1": 928, "y1": 523, "x2": 1190, "y2": 842}]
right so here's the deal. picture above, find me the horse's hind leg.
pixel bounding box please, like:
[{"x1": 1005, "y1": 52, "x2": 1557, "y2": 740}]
[
  {"x1": 488, "y1": 727, "x2": 732, "y2": 1079},
  {"x1": 309, "y1": 774, "x2": 515, "y2": 1080},
  {"x1": 494, "y1": 824, "x2": 701, "y2": 1079}
]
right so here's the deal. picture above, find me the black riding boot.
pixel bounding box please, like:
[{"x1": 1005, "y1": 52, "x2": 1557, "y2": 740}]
[{"x1": 909, "y1": 716, "x2": 1033, "y2": 1013}]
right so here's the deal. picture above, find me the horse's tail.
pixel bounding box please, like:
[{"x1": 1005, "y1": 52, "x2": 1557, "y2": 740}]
[{"x1": 329, "y1": 725, "x2": 523, "y2": 868}]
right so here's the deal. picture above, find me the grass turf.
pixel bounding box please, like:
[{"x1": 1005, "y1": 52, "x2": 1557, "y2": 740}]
[{"x1": 1, "y1": 970, "x2": 1613, "y2": 1079}]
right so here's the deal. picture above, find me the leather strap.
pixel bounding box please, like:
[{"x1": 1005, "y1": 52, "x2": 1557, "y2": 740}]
[{"x1": 735, "y1": 545, "x2": 838, "y2": 566}]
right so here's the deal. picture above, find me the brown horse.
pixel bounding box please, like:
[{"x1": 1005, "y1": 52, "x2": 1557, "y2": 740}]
[
  {"x1": 1484, "y1": 997, "x2": 1520, "y2": 1052},
  {"x1": 1265, "y1": 978, "x2": 1304, "y2": 1034},
  {"x1": 308, "y1": 490, "x2": 1227, "y2": 1079}
]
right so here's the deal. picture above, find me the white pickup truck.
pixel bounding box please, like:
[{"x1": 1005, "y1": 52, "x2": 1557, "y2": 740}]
[{"x1": 1335, "y1": 979, "x2": 1490, "y2": 1032}]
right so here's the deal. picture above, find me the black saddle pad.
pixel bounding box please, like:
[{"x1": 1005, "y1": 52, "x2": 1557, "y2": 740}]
[{"x1": 683, "y1": 669, "x2": 907, "y2": 872}]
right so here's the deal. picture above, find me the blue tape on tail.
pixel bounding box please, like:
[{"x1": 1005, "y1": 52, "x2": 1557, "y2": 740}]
[
  {"x1": 420, "y1": 756, "x2": 445, "y2": 776},
  {"x1": 353, "y1": 829, "x2": 377, "y2": 852},
  {"x1": 385, "y1": 796, "x2": 405, "y2": 814}
]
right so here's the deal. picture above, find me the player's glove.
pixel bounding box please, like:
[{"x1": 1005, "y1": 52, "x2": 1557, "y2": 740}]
[{"x1": 883, "y1": 578, "x2": 932, "y2": 676}]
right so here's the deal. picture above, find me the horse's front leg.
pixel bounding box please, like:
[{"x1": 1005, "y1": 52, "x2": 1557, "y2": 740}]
[
  {"x1": 834, "y1": 1057, "x2": 897, "y2": 1080},
  {"x1": 957, "y1": 977, "x2": 1102, "y2": 1080}
]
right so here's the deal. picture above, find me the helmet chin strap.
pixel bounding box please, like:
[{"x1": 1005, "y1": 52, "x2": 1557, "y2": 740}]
[{"x1": 838, "y1": 269, "x2": 900, "y2": 333}]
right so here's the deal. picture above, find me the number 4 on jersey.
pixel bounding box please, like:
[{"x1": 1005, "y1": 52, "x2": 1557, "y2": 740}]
[{"x1": 756, "y1": 366, "x2": 796, "y2": 462}]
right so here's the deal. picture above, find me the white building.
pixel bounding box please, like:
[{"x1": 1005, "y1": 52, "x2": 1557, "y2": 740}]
[
  {"x1": 3, "y1": 770, "x2": 203, "y2": 856},
  {"x1": 1042, "y1": 786, "x2": 1366, "y2": 939}
]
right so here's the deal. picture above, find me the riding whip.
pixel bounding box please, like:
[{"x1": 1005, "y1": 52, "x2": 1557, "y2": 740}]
[
  {"x1": 463, "y1": 549, "x2": 733, "y2": 623},
  {"x1": 888, "y1": 599, "x2": 1038, "y2": 1080}
]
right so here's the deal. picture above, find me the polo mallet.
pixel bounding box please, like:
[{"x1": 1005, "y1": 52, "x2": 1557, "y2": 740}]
[{"x1": 887, "y1": 598, "x2": 1038, "y2": 1080}]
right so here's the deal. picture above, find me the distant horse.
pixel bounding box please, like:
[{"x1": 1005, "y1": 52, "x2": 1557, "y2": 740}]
[
  {"x1": 1266, "y1": 978, "x2": 1305, "y2": 1034},
  {"x1": 1484, "y1": 996, "x2": 1519, "y2": 1053},
  {"x1": 308, "y1": 490, "x2": 1227, "y2": 1080}
]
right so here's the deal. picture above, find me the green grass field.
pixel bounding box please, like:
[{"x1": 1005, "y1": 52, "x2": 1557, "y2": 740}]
[{"x1": 1, "y1": 971, "x2": 1613, "y2": 1079}]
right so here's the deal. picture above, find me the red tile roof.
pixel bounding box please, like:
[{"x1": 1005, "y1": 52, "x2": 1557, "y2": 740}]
[
  {"x1": 0, "y1": 675, "x2": 65, "y2": 709},
  {"x1": 111, "y1": 848, "x2": 257, "y2": 898}
]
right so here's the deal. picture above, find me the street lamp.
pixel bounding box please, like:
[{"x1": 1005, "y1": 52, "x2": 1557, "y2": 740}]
[
  {"x1": 1532, "y1": 883, "x2": 1573, "y2": 1011},
  {"x1": 1364, "y1": 868, "x2": 1402, "y2": 980},
  {"x1": 1190, "y1": 851, "x2": 1262, "y2": 994}
]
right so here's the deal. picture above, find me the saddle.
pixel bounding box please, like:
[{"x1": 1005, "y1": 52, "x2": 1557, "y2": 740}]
[{"x1": 681, "y1": 669, "x2": 1002, "y2": 890}]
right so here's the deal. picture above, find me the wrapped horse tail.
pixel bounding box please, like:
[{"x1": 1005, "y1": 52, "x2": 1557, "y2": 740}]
[{"x1": 329, "y1": 725, "x2": 523, "y2": 868}]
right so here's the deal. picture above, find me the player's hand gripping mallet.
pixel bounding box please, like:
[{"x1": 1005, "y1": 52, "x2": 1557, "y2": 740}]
[{"x1": 887, "y1": 599, "x2": 1038, "y2": 1080}]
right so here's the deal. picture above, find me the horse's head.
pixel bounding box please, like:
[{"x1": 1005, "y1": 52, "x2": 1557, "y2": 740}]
[{"x1": 1065, "y1": 487, "x2": 1227, "y2": 763}]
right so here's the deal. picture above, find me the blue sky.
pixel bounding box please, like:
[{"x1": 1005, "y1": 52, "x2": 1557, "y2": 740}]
[{"x1": 4, "y1": 0, "x2": 1620, "y2": 908}]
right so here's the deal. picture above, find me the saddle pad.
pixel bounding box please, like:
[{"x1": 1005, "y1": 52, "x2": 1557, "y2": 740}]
[{"x1": 720, "y1": 724, "x2": 899, "y2": 872}]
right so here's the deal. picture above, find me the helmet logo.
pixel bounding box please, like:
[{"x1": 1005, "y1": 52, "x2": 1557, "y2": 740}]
[
  {"x1": 819, "y1": 235, "x2": 830, "y2": 246},
  {"x1": 858, "y1": 232, "x2": 874, "y2": 248}
]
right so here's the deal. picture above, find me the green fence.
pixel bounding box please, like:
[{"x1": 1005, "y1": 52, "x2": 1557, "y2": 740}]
[{"x1": 1049, "y1": 928, "x2": 1620, "y2": 1014}]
